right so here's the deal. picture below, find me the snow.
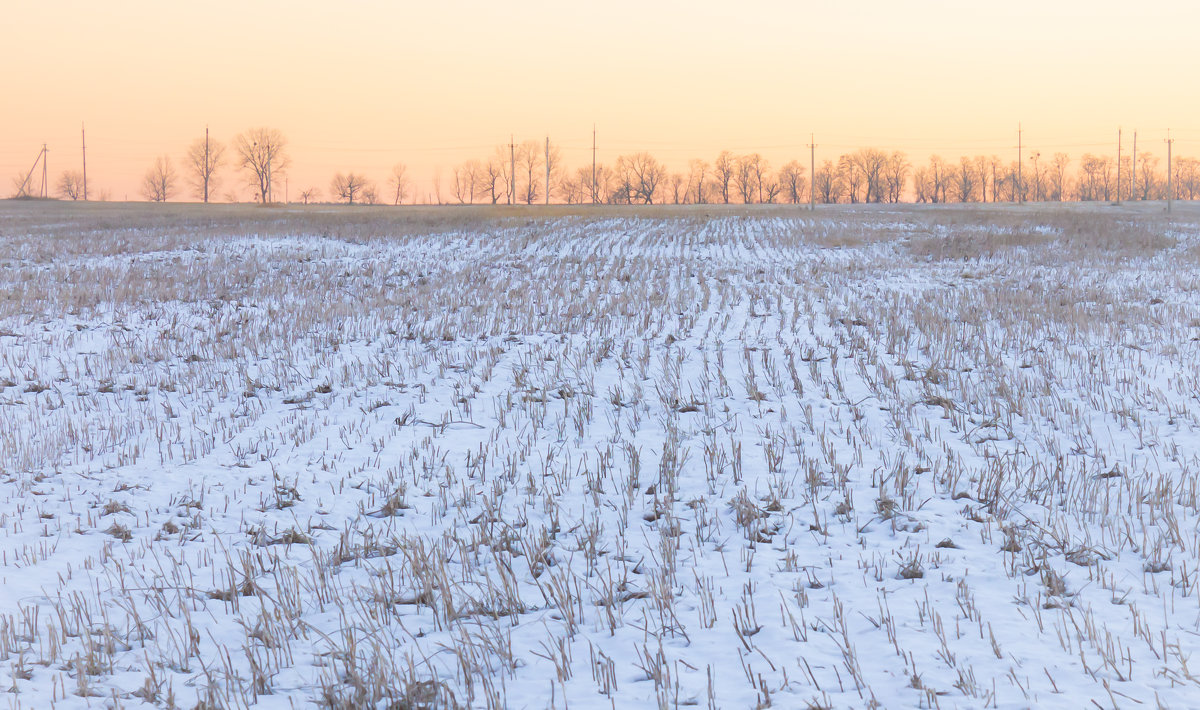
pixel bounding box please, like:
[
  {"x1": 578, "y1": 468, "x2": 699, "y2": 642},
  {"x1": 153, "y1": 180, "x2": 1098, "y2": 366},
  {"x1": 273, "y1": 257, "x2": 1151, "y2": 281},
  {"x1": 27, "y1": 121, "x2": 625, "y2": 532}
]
[{"x1": 1, "y1": 203, "x2": 1199, "y2": 708}]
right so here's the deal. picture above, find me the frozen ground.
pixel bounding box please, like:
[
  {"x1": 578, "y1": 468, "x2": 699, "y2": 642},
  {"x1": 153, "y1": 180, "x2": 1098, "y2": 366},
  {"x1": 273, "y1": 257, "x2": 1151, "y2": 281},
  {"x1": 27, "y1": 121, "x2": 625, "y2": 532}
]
[{"x1": 1, "y1": 202, "x2": 1200, "y2": 709}]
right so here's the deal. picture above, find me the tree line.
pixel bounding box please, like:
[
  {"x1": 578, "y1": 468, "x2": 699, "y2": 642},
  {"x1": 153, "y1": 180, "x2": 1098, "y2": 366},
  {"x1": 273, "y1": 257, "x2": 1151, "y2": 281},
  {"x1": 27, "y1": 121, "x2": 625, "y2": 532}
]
[{"x1": 20, "y1": 128, "x2": 1200, "y2": 205}]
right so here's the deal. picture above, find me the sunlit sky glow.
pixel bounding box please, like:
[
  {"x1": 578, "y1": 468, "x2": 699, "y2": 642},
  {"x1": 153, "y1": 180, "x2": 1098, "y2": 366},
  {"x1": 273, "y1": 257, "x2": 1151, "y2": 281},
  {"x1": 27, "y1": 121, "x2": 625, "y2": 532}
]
[{"x1": 3, "y1": 0, "x2": 1199, "y2": 201}]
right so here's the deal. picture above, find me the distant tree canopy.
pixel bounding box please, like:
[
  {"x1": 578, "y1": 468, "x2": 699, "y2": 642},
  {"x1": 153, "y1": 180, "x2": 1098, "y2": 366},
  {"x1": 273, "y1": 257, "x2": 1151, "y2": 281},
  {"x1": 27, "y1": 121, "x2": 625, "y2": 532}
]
[
  {"x1": 38, "y1": 127, "x2": 1198, "y2": 205},
  {"x1": 425, "y1": 141, "x2": 1181, "y2": 206}
]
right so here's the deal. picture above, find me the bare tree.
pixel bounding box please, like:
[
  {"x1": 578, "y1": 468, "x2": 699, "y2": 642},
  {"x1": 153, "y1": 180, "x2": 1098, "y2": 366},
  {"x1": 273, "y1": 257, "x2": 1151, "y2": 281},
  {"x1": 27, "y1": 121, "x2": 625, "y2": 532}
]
[
  {"x1": 1077, "y1": 154, "x2": 1111, "y2": 201},
  {"x1": 927, "y1": 156, "x2": 950, "y2": 203},
  {"x1": 1136, "y1": 152, "x2": 1160, "y2": 200},
  {"x1": 544, "y1": 140, "x2": 563, "y2": 204},
  {"x1": 331, "y1": 172, "x2": 371, "y2": 205},
  {"x1": 687, "y1": 159, "x2": 709, "y2": 204},
  {"x1": 11, "y1": 165, "x2": 38, "y2": 198},
  {"x1": 185, "y1": 135, "x2": 225, "y2": 203},
  {"x1": 516, "y1": 141, "x2": 542, "y2": 204},
  {"x1": 482, "y1": 159, "x2": 505, "y2": 204},
  {"x1": 731, "y1": 153, "x2": 772, "y2": 203},
  {"x1": 1046, "y1": 152, "x2": 1065, "y2": 201},
  {"x1": 986, "y1": 156, "x2": 1003, "y2": 202},
  {"x1": 912, "y1": 166, "x2": 933, "y2": 203},
  {"x1": 570, "y1": 166, "x2": 590, "y2": 205},
  {"x1": 762, "y1": 176, "x2": 781, "y2": 203},
  {"x1": 452, "y1": 164, "x2": 471, "y2": 204},
  {"x1": 777, "y1": 161, "x2": 806, "y2": 204},
  {"x1": 234, "y1": 128, "x2": 289, "y2": 203},
  {"x1": 838, "y1": 154, "x2": 863, "y2": 203},
  {"x1": 973, "y1": 156, "x2": 991, "y2": 202},
  {"x1": 713, "y1": 151, "x2": 735, "y2": 204},
  {"x1": 813, "y1": 160, "x2": 842, "y2": 203},
  {"x1": 56, "y1": 171, "x2": 85, "y2": 200},
  {"x1": 566, "y1": 166, "x2": 590, "y2": 205},
  {"x1": 914, "y1": 156, "x2": 948, "y2": 203},
  {"x1": 558, "y1": 171, "x2": 585, "y2": 204},
  {"x1": 587, "y1": 164, "x2": 614, "y2": 204},
  {"x1": 361, "y1": 184, "x2": 380, "y2": 205},
  {"x1": 1000, "y1": 162, "x2": 1019, "y2": 201},
  {"x1": 1175, "y1": 157, "x2": 1200, "y2": 199},
  {"x1": 1028, "y1": 151, "x2": 1044, "y2": 201},
  {"x1": 141, "y1": 156, "x2": 176, "y2": 202},
  {"x1": 617, "y1": 152, "x2": 666, "y2": 204},
  {"x1": 846, "y1": 148, "x2": 887, "y2": 203},
  {"x1": 461, "y1": 160, "x2": 483, "y2": 204},
  {"x1": 609, "y1": 161, "x2": 635, "y2": 204},
  {"x1": 884, "y1": 152, "x2": 910, "y2": 203},
  {"x1": 298, "y1": 187, "x2": 320, "y2": 204},
  {"x1": 952, "y1": 156, "x2": 977, "y2": 202},
  {"x1": 388, "y1": 164, "x2": 410, "y2": 205},
  {"x1": 669, "y1": 173, "x2": 686, "y2": 204},
  {"x1": 734, "y1": 155, "x2": 755, "y2": 203},
  {"x1": 491, "y1": 146, "x2": 515, "y2": 204}
]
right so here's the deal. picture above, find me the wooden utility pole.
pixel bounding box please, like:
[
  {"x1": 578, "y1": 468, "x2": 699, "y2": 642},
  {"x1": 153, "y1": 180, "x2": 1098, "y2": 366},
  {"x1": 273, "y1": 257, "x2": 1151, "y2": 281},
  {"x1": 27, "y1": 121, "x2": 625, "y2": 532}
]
[
  {"x1": 81, "y1": 124, "x2": 88, "y2": 201},
  {"x1": 807, "y1": 134, "x2": 816, "y2": 211},
  {"x1": 545, "y1": 136, "x2": 550, "y2": 205},
  {"x1": 1161, "y1": 131, "x2": 1171, "y2": 213},
  {"x1": 41, "y1": 144, "x2": 48, "y2": 198}
]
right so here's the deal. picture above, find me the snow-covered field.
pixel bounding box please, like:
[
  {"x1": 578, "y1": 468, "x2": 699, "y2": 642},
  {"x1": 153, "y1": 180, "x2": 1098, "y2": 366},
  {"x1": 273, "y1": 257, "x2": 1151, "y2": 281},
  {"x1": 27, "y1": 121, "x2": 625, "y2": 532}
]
[{"x1": 2, "y1": 201, "x2": 1200, "y2": 709}]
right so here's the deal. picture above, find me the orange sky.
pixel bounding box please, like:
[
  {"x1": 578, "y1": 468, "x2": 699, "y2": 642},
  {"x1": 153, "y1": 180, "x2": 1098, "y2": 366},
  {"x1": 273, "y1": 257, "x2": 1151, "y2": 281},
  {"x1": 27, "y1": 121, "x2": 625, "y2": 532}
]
[{"x1": 3, "y1": 0, "x2": 1199, "y2": 201}]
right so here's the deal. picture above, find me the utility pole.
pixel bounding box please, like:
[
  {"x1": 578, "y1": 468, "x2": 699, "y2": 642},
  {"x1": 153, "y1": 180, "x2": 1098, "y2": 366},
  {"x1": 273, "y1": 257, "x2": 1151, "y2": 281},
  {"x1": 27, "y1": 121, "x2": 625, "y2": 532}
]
[
  {"x1": 1161, "y1": 130, "x2": 1171, "y2": 213},
  {"x1": 545, "y1": 136, "x2": 550, "y2": 205},
  {"x1": 41, "y1": 144, "x2": 48, "y2": 198},
  {"x1": 509, "y1": 135, "x2": 515, "y2": 205},
  {"x1": 1017, "y1": 123, "x2": 1022, "y2": 204},
  {"x1": 592, "y1": 125, "x2": 597, "y2": 205},
  {"x1": 807, "y1": 134, "x2": 816, "y2": 211},
  {"x1": 81, "y1": 124, "x2": 88, "y2": 201},
  {"x1": 1116, "y1": 128, "x2": 1121, "y2": 205}
]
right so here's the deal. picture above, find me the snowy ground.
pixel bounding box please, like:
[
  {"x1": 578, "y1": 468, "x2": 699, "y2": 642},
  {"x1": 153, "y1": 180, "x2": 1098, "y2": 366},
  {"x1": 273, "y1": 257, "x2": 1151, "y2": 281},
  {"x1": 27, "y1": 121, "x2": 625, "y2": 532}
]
[{"x1": 2, "y1": 201, "x2": 1200, "y2": 709}]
